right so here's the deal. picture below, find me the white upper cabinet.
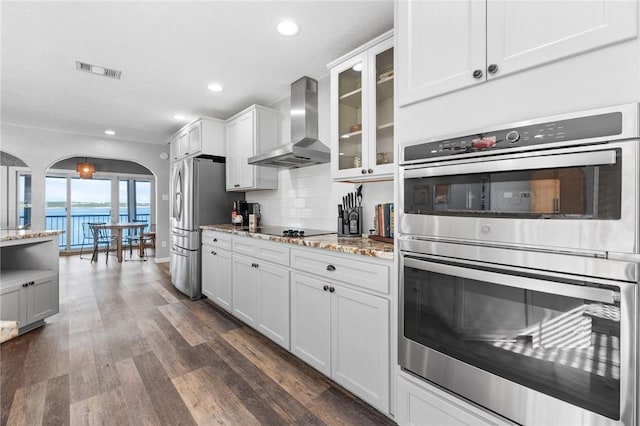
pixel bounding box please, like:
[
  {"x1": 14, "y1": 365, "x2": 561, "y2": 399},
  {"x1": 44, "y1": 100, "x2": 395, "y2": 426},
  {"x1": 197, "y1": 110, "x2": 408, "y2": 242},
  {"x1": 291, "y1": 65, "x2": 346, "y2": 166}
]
[
  {"x1": 329, "y1": 31, "x2": 394, "y2": 181},
  {"x1": 225, "y1": 105, "x2": 278, "y2": 191},
  {"x1": 397, "y1": 0, "x2": 638, "y2": 106},
  {"x1": 397, "y1": 0, "x2": 486, "y2": 107},
  {"x1": 170, "y1": 117, "x2": 225, "y2": 162}
]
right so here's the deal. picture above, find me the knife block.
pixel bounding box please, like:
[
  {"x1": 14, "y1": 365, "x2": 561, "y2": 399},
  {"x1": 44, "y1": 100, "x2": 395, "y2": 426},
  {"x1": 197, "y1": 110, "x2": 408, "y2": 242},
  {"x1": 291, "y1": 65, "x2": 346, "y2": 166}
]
[{"x1": 338, "y1": 206, "x2": 362, "y2": 237}]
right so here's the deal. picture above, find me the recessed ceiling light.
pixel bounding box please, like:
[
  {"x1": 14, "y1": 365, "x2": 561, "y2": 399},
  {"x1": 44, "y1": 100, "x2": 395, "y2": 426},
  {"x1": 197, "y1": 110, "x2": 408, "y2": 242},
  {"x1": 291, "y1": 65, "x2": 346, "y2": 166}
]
[
  {"x1": 352, "y1": 63, "x2": 363, "y2": 72},
  {"x1": 208, "y1": 83, "x2": 223, "y2": 92},
  {"x1": 104, "y1": 130, "x2": 116, "y2": 136},
  {"x1": 173, "y1": 114, "x2": 186, "y2": 121},
  {"x1": 276, "y1": 19, "x2": 299, "y2": 36}
]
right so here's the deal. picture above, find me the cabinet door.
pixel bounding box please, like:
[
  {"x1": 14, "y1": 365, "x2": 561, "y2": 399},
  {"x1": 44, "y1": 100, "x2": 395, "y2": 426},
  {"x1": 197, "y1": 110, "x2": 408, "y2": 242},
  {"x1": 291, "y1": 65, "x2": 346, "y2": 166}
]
[
  {"x1": 486, "y1": 0, "x2": 638, "y2": 81},
  {"x1": 170, "y1": 137, "x2": 179, "y2": 162},
  {"x1": 226, "y1": 118, "x2": 241, "y2": 190},
  {"x1": 331, "y1": 53, "x2": 368, "y2": 180},
  {"x1": 290, "y1": 272, "x2": 331, "y2": 376},
  {"x1": 226, "y1": 113, "x2": 255, "y2": 191},
  {"x1": 397, "y1": 0, "x2": 486, "y2": 106},
  {"x1": 235, "y1": 111, "x2": 255, "y2": 189},
  {"x1": 201, "y1": 246, "x2": 217, "y2": 299},
  {"x1": 256, "y1": 262, "x2": 290, "y2": 349},
  {"x1": 27, "y1": 276, "x2": 59, "y2": 323},
  {"x1": 0, "y1": 284, "x2": 26, "y2": 327},
  {"x1": 331, "y1": 284, "x2": 389, "y2": 413},
  {"x1": 177, "y1": 132, "x2": 189, "y2": 157},
  {"x1": 232, "y1": 255, "x2": 258, "y2": 326},
  {"x1": 213, "y1": 249, "x2": 233, "y2": 313},
  {"x1": 367, "y1": 38, "x2": 394, "y2": 178},
  {"x1": 187, "y1": 122, "x2": 202, "y2": 156}
]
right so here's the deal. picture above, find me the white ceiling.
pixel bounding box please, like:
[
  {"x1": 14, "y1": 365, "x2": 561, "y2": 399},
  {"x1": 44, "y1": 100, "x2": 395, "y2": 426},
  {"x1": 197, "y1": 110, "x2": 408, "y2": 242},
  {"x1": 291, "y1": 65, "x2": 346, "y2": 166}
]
[{"x1": 1, "y1": 1, "x2": 393, "y2": 145}]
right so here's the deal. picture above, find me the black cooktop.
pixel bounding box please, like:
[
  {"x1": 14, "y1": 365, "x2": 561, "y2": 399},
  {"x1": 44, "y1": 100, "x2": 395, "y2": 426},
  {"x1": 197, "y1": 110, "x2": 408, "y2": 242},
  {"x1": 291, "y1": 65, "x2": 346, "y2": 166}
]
[{"x1": 242, "y1": 226, "x2": 335, "y2": 238}]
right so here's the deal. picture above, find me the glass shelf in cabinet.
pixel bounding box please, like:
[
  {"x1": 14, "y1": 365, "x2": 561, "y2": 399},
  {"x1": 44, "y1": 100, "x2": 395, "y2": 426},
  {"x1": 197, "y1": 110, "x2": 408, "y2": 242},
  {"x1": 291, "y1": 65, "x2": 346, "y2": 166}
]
[
  {"x1": 340, "y1": 129, "x2": 363, "y2": 140},
  {"x1": 339, "y1": 87, "x2": 362, "y2": 108},
  {"x1": 376, "y1": 75, "x2": 394, "y2": 102}
]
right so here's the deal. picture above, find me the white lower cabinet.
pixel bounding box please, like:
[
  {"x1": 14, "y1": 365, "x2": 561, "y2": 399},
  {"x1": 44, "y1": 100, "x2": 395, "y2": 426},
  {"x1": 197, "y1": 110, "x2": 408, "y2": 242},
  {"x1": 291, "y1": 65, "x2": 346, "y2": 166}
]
[
  {"x1": 232, "y1": 255, "x2": 259, "y2": 326},
  {"x1": 0, "y1": 271, "x2": 59, "y2": 330},
  {"x1": 232, "y1": 253, "x2": 290, "y2": 350},
  {"x1": 202, "y1": 234, "x2": 392, "y2": 415},
  {"x1": 290, "y1": 272, "x2": 332, "y2": 376},
  {"x1": 291, "y1": 271, "x2": 390, "y2": 414},
  {"x1": 201, "y1": 245, "x2": 232, "y2": 313},
  {"x1": 396, "y1": 372, "x2": 514, "y2": 426}
]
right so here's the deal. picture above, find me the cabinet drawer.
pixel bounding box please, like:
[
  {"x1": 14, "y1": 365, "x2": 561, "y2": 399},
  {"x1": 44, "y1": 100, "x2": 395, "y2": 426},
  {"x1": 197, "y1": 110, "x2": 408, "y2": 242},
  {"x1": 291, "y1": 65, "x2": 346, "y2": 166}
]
[
  {"x1": 290, "y1": 248, "x2": 389, "y2": 294},
  {"x1": 232, "y1": 236, "x2": 289, "y2": 266},
  {"x1": 201, "y1": 230, "x2": 232, "y2": 250},
  {"x1": 396, "y1": 372, "x2": 514, "y2": 426}
]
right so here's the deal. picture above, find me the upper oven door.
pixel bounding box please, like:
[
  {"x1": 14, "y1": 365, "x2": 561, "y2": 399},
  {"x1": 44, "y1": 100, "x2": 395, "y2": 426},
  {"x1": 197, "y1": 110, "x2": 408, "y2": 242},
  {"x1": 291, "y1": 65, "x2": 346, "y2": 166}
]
[{"x1": 400, "y1": 140, "x2": 638, "y2": 255}]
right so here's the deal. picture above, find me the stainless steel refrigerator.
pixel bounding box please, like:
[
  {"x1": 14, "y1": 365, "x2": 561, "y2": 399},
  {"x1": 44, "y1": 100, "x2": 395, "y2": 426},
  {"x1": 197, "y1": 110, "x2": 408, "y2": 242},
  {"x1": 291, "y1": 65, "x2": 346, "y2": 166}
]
[{"x1": 170, "y1": 156, "x2": 243, "y2": 299}]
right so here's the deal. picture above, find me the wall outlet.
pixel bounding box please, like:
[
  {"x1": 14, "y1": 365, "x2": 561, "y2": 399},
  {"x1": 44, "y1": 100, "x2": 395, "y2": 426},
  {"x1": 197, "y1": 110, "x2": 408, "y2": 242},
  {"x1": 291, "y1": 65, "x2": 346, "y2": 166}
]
[
  {"x1": 161, "y1": 241, "x2": 167, "y2": 247},
  {"x1": 162, "y1": 194, "x2": 169, "y2": 201}
]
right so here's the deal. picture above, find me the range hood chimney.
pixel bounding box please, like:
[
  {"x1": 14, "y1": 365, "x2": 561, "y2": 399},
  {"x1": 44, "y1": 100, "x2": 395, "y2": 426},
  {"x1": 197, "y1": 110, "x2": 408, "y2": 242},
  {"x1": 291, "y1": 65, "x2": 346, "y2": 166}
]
[{"x1": 248, "y1": 76, "x2": 330, "y2": 168}]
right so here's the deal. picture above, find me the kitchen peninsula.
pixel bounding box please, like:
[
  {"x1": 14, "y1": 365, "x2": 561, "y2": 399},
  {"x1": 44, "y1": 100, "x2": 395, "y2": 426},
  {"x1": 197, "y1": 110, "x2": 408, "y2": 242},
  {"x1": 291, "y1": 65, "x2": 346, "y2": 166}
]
[{"x1": 0, "y1": 230, "x2": 63, "y2": 337}]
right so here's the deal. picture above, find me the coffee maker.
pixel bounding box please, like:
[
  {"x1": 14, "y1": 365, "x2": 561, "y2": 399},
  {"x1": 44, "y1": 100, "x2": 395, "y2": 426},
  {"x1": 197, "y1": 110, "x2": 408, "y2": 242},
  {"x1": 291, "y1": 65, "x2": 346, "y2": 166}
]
[{"x1": 232, "y1": 200, "x2": 260, "y2": 227}]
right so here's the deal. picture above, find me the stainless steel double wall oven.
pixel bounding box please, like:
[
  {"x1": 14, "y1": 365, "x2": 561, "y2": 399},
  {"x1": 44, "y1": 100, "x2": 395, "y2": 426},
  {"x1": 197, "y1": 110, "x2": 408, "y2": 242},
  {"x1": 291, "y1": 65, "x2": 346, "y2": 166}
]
[{"x1": 398, "y1": 104, "x2": 639, "y2": 425}]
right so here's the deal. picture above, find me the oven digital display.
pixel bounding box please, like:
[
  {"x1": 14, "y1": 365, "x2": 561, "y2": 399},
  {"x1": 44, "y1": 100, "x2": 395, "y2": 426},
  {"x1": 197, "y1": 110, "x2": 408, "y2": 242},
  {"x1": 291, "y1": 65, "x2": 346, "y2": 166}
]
[{"x1": 403, "y1": 112, "x2": 623, "y2": 162}]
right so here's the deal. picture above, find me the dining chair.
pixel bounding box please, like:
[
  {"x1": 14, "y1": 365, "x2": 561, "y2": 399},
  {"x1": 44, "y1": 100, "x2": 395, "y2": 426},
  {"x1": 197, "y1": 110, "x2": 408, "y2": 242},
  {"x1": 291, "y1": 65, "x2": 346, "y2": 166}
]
[
  {"x1": 124, "y1": 220, "x2": 149, "y2": 261},
  {"x1": 79, "y1": 222, "x2": 95, "y2": 260},
  {"x1": 89, "y1": 223, "x2": 117, "y2": 263}
]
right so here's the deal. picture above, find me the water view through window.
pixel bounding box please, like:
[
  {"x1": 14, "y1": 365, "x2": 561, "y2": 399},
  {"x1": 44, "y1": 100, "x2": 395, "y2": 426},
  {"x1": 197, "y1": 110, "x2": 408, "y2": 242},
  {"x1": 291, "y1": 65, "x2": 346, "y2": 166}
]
[{"x1": 45, "y1": 176, "x2": 151, "y2": 250}]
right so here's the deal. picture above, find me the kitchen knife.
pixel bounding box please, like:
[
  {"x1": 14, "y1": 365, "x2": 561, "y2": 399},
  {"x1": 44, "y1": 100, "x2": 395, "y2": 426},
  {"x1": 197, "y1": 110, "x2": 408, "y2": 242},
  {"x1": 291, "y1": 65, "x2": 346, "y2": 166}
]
[{"x1": 356, "y1": 185, "x2": 363, "y2": 207}]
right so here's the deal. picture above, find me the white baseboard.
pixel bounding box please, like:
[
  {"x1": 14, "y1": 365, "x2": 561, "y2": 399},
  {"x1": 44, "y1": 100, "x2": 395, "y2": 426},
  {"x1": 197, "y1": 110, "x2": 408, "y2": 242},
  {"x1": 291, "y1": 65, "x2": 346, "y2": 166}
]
[{"x1": 154, "y1": 257, "x2": 170, "y2": 263}]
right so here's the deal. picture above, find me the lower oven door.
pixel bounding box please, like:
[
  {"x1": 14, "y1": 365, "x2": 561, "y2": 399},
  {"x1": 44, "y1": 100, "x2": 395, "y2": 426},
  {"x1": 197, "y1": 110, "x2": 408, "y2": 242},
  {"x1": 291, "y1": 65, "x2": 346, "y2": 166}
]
[{"x1": 399, "y1": 253, "x2": 636, "y2": 425}]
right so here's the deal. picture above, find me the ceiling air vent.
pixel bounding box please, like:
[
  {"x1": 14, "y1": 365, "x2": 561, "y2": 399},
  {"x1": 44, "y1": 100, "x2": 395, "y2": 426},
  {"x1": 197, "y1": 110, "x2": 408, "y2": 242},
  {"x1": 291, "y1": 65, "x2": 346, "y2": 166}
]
[{"x1": 75, "y1": 61, "x2": 122, "y2": 79}]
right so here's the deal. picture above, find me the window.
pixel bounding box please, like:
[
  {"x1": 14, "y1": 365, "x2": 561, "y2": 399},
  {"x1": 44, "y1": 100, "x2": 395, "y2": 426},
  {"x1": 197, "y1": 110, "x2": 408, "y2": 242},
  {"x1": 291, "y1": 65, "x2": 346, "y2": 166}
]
[
  {"x1": 119, "y1": 179, "x2": 152, "y2": 230},
  {"x1": 46, "y1": 173, "x2": 154, "y2": 252}
]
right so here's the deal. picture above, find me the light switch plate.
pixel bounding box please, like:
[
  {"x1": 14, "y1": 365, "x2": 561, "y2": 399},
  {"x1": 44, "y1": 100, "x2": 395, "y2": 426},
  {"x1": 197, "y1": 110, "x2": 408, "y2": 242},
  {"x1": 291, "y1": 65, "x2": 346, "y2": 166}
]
[{"x1": 162, "y1": 194, "x2": 169, "y2": 201}]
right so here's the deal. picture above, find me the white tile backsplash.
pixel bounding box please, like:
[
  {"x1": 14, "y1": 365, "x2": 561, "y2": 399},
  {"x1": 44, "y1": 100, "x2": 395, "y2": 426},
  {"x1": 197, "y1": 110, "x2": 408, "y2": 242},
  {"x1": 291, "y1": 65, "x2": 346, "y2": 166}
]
[{"x1": 247, "y1": 163, "x2": 393, "y2": 232}]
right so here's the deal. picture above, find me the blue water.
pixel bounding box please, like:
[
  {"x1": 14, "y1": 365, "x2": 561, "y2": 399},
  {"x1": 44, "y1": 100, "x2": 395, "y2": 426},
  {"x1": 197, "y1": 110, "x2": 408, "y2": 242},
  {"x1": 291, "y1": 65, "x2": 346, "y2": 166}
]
[
  {"x1": 45, "y1": 207, "x2": 150, "y2": 216},
  {"x1": 42, "y1": 207, "x2": 151, "y2": 249}
]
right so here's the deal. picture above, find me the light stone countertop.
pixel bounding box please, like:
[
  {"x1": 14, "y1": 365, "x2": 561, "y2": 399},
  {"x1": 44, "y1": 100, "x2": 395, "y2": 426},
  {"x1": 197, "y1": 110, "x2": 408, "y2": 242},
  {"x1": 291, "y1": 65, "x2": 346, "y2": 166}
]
[
  {"x1": 0, "y1": 230, "x2": 65, "y2": 242},
  {"x1": 201, "y1": 224, "x2": 394, "y2": 260}
]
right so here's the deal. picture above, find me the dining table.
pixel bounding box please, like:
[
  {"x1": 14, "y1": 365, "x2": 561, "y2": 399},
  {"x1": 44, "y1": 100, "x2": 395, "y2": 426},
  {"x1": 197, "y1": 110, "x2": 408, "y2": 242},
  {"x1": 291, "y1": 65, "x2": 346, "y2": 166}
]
[{"x1": 90, "y1": 222, "x2": 147, "y2": 263}]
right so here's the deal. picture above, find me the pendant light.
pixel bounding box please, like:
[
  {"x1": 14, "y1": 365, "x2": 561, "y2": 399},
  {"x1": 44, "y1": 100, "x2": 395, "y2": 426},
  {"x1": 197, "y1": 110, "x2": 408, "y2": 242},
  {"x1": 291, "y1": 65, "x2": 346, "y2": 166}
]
[{"x1": 76, "y1": 158, "x2": 95, "y2": 179}]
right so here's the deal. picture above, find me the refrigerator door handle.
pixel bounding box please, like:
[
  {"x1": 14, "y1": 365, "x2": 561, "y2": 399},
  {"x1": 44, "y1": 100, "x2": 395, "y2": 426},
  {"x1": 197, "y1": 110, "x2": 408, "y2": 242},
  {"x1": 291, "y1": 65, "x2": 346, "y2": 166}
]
[{"x1": 173, "y1": 166, "x2": 183, "y2": 223}]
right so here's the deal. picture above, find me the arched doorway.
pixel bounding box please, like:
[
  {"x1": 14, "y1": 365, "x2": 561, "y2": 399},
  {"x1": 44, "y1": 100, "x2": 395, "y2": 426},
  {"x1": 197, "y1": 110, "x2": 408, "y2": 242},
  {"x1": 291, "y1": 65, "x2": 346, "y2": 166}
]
[{"x1": 46, "y1": 156, "x2": 155, "y2": 252}]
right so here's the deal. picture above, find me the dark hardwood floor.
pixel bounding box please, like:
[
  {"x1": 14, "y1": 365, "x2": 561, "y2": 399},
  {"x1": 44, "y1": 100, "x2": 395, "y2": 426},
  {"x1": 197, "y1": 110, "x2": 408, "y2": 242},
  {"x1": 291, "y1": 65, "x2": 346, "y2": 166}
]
[{"x1": 1, "y1": 256, "x2": 394, "y2": 426}]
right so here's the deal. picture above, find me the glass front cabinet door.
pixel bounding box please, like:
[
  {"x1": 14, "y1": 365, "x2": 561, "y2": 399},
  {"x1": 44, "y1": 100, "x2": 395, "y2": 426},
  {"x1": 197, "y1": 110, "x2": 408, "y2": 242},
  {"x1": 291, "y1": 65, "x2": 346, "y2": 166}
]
[{"x1": 330, "y1": 31, "x2": 394, "y2": 181}]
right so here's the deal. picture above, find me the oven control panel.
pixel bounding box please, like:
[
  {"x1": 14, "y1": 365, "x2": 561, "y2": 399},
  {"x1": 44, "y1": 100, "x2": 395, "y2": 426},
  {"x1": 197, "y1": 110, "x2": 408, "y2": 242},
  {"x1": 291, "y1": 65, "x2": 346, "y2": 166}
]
[{"x1": 404, "y1": 111, "x2": 622, "y2": 162}]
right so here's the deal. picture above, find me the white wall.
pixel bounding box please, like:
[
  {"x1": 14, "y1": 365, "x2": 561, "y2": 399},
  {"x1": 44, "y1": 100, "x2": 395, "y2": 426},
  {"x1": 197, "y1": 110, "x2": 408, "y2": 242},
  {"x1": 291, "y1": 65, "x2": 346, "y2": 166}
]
[
  {"x1": 0, "y1": 124, "x2": 171, "y2": 260},
  {"x1": 246, "y1": 75, "x2": 394, "y2": 232}
]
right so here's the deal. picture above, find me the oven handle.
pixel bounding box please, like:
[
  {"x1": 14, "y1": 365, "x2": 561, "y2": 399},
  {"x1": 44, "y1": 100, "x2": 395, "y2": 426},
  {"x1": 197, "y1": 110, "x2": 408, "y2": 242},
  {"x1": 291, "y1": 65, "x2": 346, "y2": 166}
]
[
  {"x1": 403, "y1": 149, "x2": 616, "y2": 178},
  {"x1": 404, "y1": 256, "x2": 618, "y2": 304}
]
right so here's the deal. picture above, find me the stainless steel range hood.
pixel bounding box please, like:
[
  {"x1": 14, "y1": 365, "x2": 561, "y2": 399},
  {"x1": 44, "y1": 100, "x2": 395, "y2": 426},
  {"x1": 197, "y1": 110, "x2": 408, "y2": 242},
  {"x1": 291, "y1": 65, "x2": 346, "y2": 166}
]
[{"x1": 248, "y1": 76, "x2": 330, "y2": 168}]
